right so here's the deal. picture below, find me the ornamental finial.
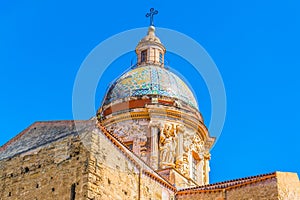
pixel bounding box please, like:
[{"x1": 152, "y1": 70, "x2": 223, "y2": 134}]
[{"x1": 146, "y1": 8, "x2": 158, "y2": 26}]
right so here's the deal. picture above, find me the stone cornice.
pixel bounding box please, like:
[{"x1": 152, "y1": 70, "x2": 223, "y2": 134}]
[{"x1": 100, "y1": 108, "x2": 215, "y2": 148}]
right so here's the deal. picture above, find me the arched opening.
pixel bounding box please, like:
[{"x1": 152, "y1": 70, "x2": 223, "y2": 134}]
[{"x1": 141, "y1": 50, "x2": 147, "y2": 63}]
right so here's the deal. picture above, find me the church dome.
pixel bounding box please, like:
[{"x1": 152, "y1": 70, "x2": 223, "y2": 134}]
[
  {"x1": 97, "y1": 9, "x2": 215, "y2": 185},
  {"x1": 102, "y1": 65, "x2": 198, "y2": 108}
]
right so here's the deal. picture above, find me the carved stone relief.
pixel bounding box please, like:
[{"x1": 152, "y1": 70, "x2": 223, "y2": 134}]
[
  {"x1": 190, "y1": 135, "x2": 205, "y2": 155},
  {"x1": 107, "y1": 120, "x2": 148, "y2": 158},
  {"x1": 159, "y1": 123, "x2": 177, "y2": 168},
  {"x1": 107, "y1": 119, "x2": 211, "y2": 186},
  {"x1": 107, "y1": 120, "x2": 148, "y2": 141},
  {"x1": 175, "y1": 153, "x2": 189, "y2": 177}
]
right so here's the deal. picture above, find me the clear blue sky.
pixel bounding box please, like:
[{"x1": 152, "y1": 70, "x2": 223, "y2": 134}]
[{"x1": 1, "y1": 1, "x2": 300, "y2": 183}]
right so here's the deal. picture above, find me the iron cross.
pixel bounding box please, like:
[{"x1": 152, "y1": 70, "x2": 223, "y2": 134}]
[{"x1": 146, "y1": 8, "x2": 158, "y2": 26}]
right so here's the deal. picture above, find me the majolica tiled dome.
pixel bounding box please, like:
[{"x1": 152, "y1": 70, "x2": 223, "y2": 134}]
[{"x1": 102, "y1": 65, "x2": 198, "y2": 108}]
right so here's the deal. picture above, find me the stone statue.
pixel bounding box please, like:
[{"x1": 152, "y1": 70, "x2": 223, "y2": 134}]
[{"x1": 160, "y1": 123, "x2": 177, "y2": 167}]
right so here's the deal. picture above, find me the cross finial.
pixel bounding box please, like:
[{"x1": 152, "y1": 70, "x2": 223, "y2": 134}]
[{"x1": 146, "y1": 8, "x2": 158, "y2": 26}]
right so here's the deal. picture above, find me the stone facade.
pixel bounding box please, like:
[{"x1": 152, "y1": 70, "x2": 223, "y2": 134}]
[
  {"x1": 0, "y1": 128, "x2": 89, "y2": 199},
  {"x1": 1, "y1": 120, "x2": 299, "y2": 200},
  {"x1": 102, "y1": 116, "x2": 212, "y2": 186},
  {"x1": 0, "y1": 120, "x2": 177, "y2": 200},
  {"x1": 86, "y1": 125, "x2": 176, "y2": 199}
]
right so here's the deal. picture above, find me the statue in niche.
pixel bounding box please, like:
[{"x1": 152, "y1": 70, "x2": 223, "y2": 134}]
[{"x1": 159, "y1": 123, "x2": 177, "y2": 167}]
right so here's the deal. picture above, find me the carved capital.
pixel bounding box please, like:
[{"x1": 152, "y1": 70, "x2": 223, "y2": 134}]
[
  {"x1": 204, "y1": 152, "x2": 211, "y2": 160},
  {"x1": 176, "y1": 124, "x2": 185, "y2": 134},
  {"x1": 148, "y1": 120, "x2": 162, "y2": 128}
]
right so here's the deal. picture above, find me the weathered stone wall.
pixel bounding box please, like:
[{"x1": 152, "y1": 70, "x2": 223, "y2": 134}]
[
  {"x1": 140, "y1": 174, "x2": 175, "y2": 199},
  {"x1": 0, "y1": 120, "x2": 178, "y2": 200},
  {"x1": 177, "y1": 190, "x2": 224, "y2": 200},
  {"x1": 157, "y1": 168, "x2": 197, "y2": 189},
  {"x1": 276, "y1": 171, "x2": 300, "y2": 200},
  {"x1": 87, "y1": 157, "x2": 139, "y2": 200},
  {"x1": 0, "y1": 134, "x2": 89, "y2": 200},
  {"x1": 225, "y1": 177, "x2": 278, "y2": 200},
  {"x1": 0, "y1": 123, "x2": 177, "y2": 200},
  {"x1": 177, "y1": 176, "x2": 279, "y2": 200},
  {"x1": 2, "y1": 120, "x2": 299, "y2": 200},
  {"x1": 86, "y1": 128, "x2": 176, "y2": 200},
  {"x1": 86, "y1": 129, "x2": 140, "y2": 200}
]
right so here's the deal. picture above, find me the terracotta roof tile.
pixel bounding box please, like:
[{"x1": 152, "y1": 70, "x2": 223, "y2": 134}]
[{"x1": 177, "y1": 172, "x2": 277, "y2": 195}]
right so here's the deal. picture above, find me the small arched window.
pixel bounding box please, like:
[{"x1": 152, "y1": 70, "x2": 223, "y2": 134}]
[
  {"x1": 159, "y1": 52, "x2": 163, "y2": 63},
  {"x1": 141, "y1": 50, "x2": 147, "y2": 63}
]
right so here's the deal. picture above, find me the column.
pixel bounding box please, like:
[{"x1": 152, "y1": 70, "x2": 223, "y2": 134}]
[
  {"x1": 198, "y1": 154, "x2": 205, "y2": 185},
  {"x1": 149, "y1": 121, "x2": 160, "y2": 170},
  {"x1": 176, "y1": 126, "x2": 184, "y2": 160}
]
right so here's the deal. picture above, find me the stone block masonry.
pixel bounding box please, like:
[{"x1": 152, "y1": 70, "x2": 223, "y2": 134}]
[
  {"x1": 1, "y1": 120, "x2": 299, "y2": 200},
  {"x1": 0, "y1": 134, "x2": 89, "y2": 200},
  {"x1": 0, "y1": 120, "x2": 176, "y2": 200}
]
